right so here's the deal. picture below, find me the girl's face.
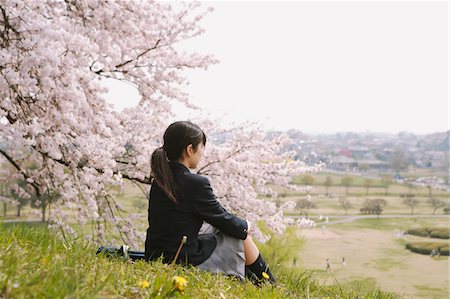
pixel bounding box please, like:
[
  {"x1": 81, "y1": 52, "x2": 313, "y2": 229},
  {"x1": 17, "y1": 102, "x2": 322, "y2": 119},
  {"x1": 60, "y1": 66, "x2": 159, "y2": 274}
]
[{"x1": 186, "y1": 142, "x2": 205, "y2": 169}]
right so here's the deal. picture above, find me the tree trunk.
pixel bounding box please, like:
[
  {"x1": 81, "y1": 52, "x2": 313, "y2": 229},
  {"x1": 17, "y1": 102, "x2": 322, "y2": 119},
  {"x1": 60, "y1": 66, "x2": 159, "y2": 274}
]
[
  {"x1": 41, "y1": 203, "x2": 46, "y2": 222},
  {"x1": 17, "y1": 204, "x2": 21, "y2": 217},
  {"x1": 3, "y1": 202, "x2": 6, "y2": 216}
]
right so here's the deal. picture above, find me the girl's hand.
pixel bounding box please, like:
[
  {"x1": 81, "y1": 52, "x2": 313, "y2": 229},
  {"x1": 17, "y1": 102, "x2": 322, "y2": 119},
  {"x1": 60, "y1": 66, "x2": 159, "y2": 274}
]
[{"x1": 246, "y1": 220, "x2": 252, "y2": 234}]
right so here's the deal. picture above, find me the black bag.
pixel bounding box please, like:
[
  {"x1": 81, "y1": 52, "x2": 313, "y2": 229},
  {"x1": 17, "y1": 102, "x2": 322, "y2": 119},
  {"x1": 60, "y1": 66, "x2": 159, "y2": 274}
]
[{"x1": 96, "y1": 245, "x2": 145, "y2": 261}]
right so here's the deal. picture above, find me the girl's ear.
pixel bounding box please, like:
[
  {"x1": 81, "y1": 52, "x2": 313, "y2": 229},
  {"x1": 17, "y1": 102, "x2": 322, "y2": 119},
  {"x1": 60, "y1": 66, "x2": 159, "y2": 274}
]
[{"x1": 186, "y1": 144, "x2": 194, "y2": 157}]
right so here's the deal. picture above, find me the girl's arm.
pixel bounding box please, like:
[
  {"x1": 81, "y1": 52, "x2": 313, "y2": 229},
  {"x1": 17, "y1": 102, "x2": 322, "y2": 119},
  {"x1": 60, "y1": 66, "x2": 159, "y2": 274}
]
[{"x1": 192, "y1": 176, "x2": 248, "y2": 240}]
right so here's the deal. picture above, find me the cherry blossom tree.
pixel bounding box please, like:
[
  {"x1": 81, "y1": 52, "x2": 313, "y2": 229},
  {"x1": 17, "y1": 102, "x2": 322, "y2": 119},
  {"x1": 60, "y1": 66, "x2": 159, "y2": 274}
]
[{"x1": 1, "y1": 0, "x2": 318, "y2": 247}]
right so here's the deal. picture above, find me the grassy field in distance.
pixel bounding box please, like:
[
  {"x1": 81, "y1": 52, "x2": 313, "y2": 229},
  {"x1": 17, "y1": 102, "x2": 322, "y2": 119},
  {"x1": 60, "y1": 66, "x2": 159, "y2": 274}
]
[{"x1": 2, "y1": 170, "x2": 448, "y2": 298}]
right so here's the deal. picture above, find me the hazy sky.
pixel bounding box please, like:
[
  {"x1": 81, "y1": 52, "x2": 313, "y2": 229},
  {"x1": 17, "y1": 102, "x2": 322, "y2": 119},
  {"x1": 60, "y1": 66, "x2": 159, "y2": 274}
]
[{"x1": 105, "y1": 1, "x2": 449, "y2": 134}]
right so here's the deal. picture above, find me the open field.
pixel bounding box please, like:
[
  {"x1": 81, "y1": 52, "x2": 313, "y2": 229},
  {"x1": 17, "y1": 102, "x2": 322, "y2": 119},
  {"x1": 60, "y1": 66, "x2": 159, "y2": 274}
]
[
  {"x1": 291, "y1": 173, "x2": 448, "y2": 197},
  {"x1": 270, "y1": 171, "x2": 449, "y2": 217},
  {"x1": 1, "y1": 172, "x2": 449, "y2": 298},
  {"x1": 296, "y1": 217, "x2": 449, "y2": 299},
  {"x1": 280, "y1": 194, "x2": 449, "y2": 216}
]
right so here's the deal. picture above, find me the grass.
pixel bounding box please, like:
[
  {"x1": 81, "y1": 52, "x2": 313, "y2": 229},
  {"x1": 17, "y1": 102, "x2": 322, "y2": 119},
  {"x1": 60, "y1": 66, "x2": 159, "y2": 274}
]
[
  {"x1": 405, "y1": 242, "x2": 449, "y2": 256},
  {"x1": 406, "y1": 227, "x2": 450, "y2": 239},
  {"x1": 299, "y1": 217, "x2": 449, "y2": 299},
  {"x1": 1, "y1": 172, "x2": 449, "y2": 298},
  {"x1": 371, "y1": 258, "x2": 407, "y2": 272},
  {"x1": 0, "y1": 222, "x2": 397, "y2": 299},
  {"x1": 279, "y1": 194, "x2": 449, "y2": 217},
  {"x1": 291, "y1": 172, "x2": 449, "y2": 198},
  {"x1": 331, "y1": 217, "x2": 450, "y2": 231}
]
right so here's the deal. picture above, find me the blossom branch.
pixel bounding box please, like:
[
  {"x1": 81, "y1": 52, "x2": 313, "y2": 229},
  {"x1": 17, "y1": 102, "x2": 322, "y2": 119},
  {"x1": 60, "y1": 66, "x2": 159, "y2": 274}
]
[{"x1": 0, "y1": 148, "x2": 41, "y2": 197}]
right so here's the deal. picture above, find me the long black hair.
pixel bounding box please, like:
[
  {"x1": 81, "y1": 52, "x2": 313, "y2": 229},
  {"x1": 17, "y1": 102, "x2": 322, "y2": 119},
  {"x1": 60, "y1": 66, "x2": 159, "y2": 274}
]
[{"x1": 151, "y1": 121, "x2": 207, "y2": 203}]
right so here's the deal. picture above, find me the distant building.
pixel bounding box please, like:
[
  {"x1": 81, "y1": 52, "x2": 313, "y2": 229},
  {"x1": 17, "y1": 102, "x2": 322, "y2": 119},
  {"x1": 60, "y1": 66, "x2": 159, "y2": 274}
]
[
  {"x1": 330, "y1": 156, "x2": 358, "y2": 172},
  {"x1": 348, "y1": 146, "x2": 370, "y2": 159}
]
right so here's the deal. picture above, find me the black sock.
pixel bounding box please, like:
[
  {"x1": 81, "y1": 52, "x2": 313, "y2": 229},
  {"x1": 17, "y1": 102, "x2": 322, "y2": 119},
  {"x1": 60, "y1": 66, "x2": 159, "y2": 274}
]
[
  {"x1": 245, "y1": 267, "x2": 258, "y2": 281},
  {"x1": 246, "y1": 254, "x2": 276, "y2": 283}
]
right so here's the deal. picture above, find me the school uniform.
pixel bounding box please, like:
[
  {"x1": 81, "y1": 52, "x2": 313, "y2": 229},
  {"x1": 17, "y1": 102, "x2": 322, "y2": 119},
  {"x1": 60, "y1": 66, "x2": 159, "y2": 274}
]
[{"x1": 145, "y1": 162, "x2": 248, "y2": 278}]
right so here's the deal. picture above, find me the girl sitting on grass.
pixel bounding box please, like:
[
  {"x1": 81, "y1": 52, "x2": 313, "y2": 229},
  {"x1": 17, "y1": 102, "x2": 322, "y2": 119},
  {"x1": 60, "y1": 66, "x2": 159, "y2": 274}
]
[{"x1": 145, "y1": 121, "x2": 275, "y2": 284}]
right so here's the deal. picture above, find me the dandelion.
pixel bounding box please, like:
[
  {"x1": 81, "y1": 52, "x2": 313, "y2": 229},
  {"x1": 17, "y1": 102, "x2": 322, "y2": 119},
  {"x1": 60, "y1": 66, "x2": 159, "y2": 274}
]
[
  {"x1": 262, "y1": 272, "x2": 270, "y2": 280},
  {"x1": 173, "y1": 276, "x2": 188, "y2": 294},
  {"x1": 138, "y1": 280, "x2": 150, "y2": 289},
  {"x1": 40, "y1": 258, "x2": 48, "y2": 265}
]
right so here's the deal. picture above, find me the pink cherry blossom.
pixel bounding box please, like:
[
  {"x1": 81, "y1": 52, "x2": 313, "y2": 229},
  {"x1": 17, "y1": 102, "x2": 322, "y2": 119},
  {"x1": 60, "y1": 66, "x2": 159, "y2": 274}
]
[{"x1": 0, "y1": 1, "x2": 320, "y2": 247}]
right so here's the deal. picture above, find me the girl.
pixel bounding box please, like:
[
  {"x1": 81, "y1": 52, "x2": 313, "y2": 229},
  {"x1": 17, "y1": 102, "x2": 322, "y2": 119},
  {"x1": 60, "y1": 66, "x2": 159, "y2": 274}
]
[{"x1": 145, "y1": 121, "x2": 275, "y2": 284}]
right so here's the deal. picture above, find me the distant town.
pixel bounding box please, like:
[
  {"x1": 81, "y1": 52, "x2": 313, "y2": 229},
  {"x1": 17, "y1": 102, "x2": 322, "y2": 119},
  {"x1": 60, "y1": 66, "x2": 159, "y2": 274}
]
[{"x1": 276, "y1": 130, "x2": 449, "y2": 191}]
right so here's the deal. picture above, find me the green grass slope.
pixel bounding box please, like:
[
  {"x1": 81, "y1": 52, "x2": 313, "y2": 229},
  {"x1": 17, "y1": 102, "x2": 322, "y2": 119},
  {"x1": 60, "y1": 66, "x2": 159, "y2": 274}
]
[{"x1": 0, "y1": 222, "x2": 397, "y2": 299}]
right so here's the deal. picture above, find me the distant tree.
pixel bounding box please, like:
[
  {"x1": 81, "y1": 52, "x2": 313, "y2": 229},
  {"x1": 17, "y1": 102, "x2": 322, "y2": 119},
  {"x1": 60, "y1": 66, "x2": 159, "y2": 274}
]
[
  {"x1": 324, "y1": 176, "x2": 333, "y2": 196},
  {"x1": 359, "y1": 164, "x2": 369, "y2": 172},
  {"x1": 341, "y1": 176, "x2": 354, "y2": 196},
  {"x1": 426, "y1": 185, "x2": 432, "y2": 199},
  {"x1": 416, "y1": 186, "x2": 423, "y2": 197},
  {"x1": 380, "y1": 175, "x2": 392, "y2": 196},
  {"x1": 0, "y1": 184, "x2": 8, "y2": 217},
  {"x1": 364, "y1": 178, "x2": 373, "y2": 195},
  {"x1": 402, "y1": 195, "x2": 419, "y2": 215},
  {"x1": 296, "y1": 198, "x2": 316, "y2": 217},
  {"x1": 444, "y1": 205, "x2": 450, "y2": 215},
  {"x1": 301, "y1": 174, "x2": 315, "y2": 186},
  {"x1": 10, "y1": 179, "x2": 32, "y2": 217},
  {"x1": 372, "y1": 198, "x2": 387, "y2": 209},
  {"x1": 389, "y1": 151, "x2": 409, "y2": 176},
  {"x1": 338, "y1": 197, "x2": 352, "y2": 215},
  {"x1": 405, "y1": 179, "x2": 416, "y2": 195},
  {"x1": 31, "y1": 190, "x2": 60, "y2": 222},
  {"x1": 428, "y1": 198, "x2": 445, "y2": 215},
  {"x1": 361, "y1": 198, "x2": 387, "y2": 218}
]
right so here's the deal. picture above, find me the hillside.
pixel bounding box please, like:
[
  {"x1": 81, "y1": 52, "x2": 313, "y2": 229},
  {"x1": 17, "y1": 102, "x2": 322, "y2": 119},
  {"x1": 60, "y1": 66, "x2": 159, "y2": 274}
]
[{"x1": 0, "y1": 222, "x2": 397, "y2": 298}]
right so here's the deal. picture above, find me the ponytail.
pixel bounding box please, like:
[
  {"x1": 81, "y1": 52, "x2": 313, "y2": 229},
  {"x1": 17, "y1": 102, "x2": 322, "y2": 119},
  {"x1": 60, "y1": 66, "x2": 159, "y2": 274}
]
[
  {"x1": 151, "y1": 121, "x2": 207, "y2": 204},
  {"x1": 151, "y1": 147, "x2": 177, "y2": 203}
]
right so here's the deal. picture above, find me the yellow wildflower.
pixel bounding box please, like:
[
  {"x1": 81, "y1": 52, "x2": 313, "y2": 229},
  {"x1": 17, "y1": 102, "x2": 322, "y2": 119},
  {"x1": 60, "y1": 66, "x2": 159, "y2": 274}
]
[
  {"x1": 138, "y1": 280, "x2": 150, "y2": 289},
  {"x1": 173, "y1": 276, "x2": 188, "y2": 294},
  {"x1": 40, "y1": 258, "x2": 48, "y2": 265},
  {"x1": 262, "y1": 272, "x2": 270, "y2": 280}
]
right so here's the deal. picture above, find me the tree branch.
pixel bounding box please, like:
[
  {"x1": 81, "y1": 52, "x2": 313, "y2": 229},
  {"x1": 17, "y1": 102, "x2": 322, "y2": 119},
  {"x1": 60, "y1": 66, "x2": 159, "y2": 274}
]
[
  {"x1": 197, "y1": 143, "x2": 251, "y2": 175},
  {"x1": 31, "y1": 144, "x2": 152, "y2": 185},
  {"x1": 115, "y1": 39, "x2": 161, "y2": 69},
  {"x1": 0, "y1": 148, "x2": 41, "y2": 197}
]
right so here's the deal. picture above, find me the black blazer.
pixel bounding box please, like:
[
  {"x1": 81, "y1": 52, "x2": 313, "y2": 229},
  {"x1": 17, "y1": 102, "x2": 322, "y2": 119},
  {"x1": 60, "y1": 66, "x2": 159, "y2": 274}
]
[{"x1": 144, "y1": 162, "x2": 248, "y2": 265}]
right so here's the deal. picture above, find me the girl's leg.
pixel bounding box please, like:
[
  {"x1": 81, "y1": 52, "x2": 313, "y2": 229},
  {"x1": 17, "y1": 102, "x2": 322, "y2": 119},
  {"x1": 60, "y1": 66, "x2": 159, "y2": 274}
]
[
  {"x1": 243, "y1": 235, "x2": 260, "y2": 265},
  {"x1": 243, "y1": 235, "x2": 276, "y2": 283}
]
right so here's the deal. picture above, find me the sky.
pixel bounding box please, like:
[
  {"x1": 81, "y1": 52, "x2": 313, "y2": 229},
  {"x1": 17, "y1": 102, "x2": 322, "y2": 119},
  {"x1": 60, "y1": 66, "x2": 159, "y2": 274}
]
[{"x1": 105, "y1": 1, "x2": 449, "y2": 134}]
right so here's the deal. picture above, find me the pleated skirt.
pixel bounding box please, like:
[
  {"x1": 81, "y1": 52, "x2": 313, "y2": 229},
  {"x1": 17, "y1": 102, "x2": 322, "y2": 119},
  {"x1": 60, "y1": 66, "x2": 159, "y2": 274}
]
[{"x1": 196, "y1": 223, "x2": 246, "y2": 280}]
